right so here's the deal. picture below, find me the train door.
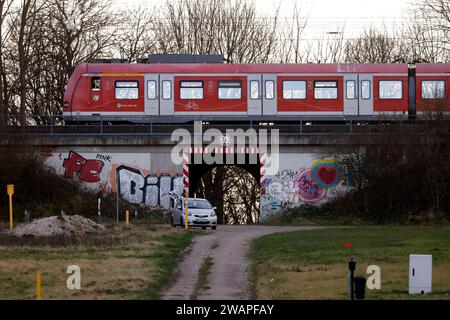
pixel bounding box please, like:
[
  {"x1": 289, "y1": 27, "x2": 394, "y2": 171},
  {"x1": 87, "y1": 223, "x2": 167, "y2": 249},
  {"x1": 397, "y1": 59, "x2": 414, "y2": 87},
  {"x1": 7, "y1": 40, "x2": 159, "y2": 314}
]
[
  {"x1": 160, "y1": 74, "x2": 174, "y2": 115},
  {"x1": 262, "y1": 74, "x2": 277, "y2": 115},
  {"x1": 344, "y1": 74, "x2": 358, "y2": 115},
  {"x1": 358, "y1": 74, "x2": 373, "y2": 115},
  {"x1": 145, "y1": 74, "x2": 159, "y2": 115},
  {"x1": 247, "y1": 74, "x2": 262, "y2": 115}
]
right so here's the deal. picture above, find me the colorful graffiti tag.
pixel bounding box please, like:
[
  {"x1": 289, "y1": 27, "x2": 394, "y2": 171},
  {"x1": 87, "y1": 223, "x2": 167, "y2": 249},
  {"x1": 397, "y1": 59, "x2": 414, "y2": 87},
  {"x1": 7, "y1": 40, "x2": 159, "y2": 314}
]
[
  {"x1": 46, "y1": 149, "x2": 348, "y2": 216},
  {"x1": 63, "y1": 151, "x2": 105, "y2": 183},
  {"x1": 311, "y1": 159, "x2": 344, "y2": 189},
  {"x1": 48, "y1": 150, "x2": 183, "y2": 209},
  {"x1": 261, "y1": 158, "x2": 347, "y2": 216},
  {"x1": 116, "y1": 165, "x2": 183, "y2": 208},
  {"x1": 295, "y1": 169, "x2": 327, "y2": 203}
]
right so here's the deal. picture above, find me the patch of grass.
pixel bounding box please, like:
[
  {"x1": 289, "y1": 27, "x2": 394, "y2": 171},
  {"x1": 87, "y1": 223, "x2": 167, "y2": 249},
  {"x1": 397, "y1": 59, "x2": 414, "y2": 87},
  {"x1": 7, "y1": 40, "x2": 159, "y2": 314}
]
[
  {"x1": 191, "y1": 256, "x2": 214, "y2": 299},
  {"x1": 136, "y1": 230, "x2": 198, "y2": 300},
  {"x1": 211, "y1": 241, "x2": 219, "y2": 250},
  {"x1": 249, "y1": 226, "x2": 450, "y2": 300},
  {"x1": 0, "y1": 224, "x2": 197, "y2": 300}
]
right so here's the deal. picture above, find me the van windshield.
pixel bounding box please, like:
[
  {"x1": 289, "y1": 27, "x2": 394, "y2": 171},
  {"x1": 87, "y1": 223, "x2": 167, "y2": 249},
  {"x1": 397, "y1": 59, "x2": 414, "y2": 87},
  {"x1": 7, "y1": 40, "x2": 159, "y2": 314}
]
[{"x1": 188, "y1": 200, "x2": 212, "y2": 209}]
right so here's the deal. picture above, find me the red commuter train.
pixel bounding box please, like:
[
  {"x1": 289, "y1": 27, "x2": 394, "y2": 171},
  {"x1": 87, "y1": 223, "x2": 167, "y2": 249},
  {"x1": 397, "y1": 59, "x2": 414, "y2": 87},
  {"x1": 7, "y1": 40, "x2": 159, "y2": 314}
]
[{"x1": 62, "y1": 55, "x2": 450, "y2": 123}]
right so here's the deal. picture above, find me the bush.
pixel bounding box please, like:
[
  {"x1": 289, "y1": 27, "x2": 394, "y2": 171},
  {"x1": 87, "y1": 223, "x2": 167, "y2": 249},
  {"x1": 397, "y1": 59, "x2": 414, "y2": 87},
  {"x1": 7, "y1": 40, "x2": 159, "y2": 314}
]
[{"x1": 0, "y1": 148, "x2": 131, "y2": 222}]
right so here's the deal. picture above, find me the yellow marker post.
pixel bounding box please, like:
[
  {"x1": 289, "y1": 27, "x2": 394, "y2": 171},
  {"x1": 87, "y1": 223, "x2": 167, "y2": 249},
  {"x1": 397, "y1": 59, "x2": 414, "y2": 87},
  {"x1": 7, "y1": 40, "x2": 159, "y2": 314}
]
[
  {"x1": 36, "y1": 272, "x2": 41, "y2": 300},
  {"x1": 184, "y1": 196, "x2": 189, "y2": 230},
  {"x1": 125, "y1": 210, "x2": 129, "y2": 225},
  {"x1": 7, "y1": 184, "x2": 14, "y2": 230}
]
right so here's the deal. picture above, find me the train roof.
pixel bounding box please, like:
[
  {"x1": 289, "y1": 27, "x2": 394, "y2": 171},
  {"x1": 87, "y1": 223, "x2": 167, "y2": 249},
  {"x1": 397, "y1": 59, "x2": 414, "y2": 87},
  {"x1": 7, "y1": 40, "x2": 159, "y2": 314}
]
[
  {"x1": 81, "y1": 63, "x2": 411, "y2": 74},
  {"x1": 415, "y1": 64, "x2": 450, "y2": 73}
]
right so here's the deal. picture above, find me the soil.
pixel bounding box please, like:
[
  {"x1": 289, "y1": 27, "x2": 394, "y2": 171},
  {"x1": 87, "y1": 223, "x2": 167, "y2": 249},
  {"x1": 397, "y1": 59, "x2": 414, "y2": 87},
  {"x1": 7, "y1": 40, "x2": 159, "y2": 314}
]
[
  {"x1": 161, "y1": 224, "x2": 320, "y2": 300},
  {"x1": 9, "y1": 215, "x2": 106, "y2": 237}
]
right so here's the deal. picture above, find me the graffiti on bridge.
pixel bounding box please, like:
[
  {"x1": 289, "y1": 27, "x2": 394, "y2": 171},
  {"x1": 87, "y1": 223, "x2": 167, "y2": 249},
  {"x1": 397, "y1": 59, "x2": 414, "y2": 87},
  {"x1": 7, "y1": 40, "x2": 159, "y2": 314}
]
[
  {"x1": 261, "y1": 159, "x2": 347, "y2": 215},
  {"x1": 116, "y1": 165, "x2": 183, "y2": 208},
  {"x1": 63, "y1": 151, "x2": 105, "y2": 183},
  {"x1": 60, "y1": 151, "x2": 183, "y2": 209}
]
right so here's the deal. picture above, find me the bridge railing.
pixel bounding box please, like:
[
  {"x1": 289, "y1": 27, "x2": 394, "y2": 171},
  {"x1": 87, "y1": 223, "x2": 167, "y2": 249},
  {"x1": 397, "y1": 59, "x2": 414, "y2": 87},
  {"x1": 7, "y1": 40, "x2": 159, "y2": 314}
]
[{"x1": 0, "y1": 114, "x2": 447, "y2": 136}]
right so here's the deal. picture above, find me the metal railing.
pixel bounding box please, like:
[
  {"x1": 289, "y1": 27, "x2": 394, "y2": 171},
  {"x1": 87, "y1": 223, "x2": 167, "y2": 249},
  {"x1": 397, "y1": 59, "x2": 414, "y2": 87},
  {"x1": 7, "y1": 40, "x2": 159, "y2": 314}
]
[{"x1": 0, "y1": 114, "x2": 447, "y2": 137}]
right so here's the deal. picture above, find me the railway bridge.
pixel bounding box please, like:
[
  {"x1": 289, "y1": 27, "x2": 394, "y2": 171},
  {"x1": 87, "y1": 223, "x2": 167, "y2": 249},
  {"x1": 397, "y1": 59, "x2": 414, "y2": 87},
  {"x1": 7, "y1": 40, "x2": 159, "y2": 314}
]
[{"x1": 0, "y1": 120, "x2": 429, "y2": 218}]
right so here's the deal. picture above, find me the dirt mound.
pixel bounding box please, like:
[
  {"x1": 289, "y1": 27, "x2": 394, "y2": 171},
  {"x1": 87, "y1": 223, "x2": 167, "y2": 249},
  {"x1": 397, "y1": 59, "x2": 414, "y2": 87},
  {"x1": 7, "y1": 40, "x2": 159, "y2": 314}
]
[{"x1": 10, "y1": 215, "x2": 106, "y2": 237}]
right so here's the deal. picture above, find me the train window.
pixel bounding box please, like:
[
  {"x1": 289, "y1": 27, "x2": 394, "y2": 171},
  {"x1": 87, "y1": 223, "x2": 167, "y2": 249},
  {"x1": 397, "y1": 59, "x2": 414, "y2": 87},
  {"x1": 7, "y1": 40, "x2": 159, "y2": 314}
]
[
  {"x1": 162, "y1": 80, "x2": 172, "y2": 100},
  {"x1": 283, "y1": 81, "x2": 306, "y2": 99},
  {"x1": 218, "y1": 81, "x2": 242, "y2": 99},
  {"x1": 379, "y1": 80, "x2": 402, "y2": 99},
  {"x1": 422, "y1": 80, "x2": 445, "y2": 99},
  {"x1": 314, "y1": 81, "x2": 337, "y2": 99},
  {"x1": 180, "y1": 81, "x2": 203, "y2": 99},
  {"x1": 361, "y1": 80, "x2": 371, "y2": 100},
  {"x1": 92, "y1": 77, "x2": 101, "y2": 91},
  {"x1": 147, "y1": 80, "x2": 156, "y2": 99},
  {"x1": 115, "y1": 81, "x2": 138, "y2": 100},
  {"x1": 250, "y1": 80, "x2": 259, "y2": 99},
  {"x1": 265, "y1": 80, "x2": 274, "y2": 100},
  {"x1": 346, "y1": 80, "x2": 356, "y2": 100}
]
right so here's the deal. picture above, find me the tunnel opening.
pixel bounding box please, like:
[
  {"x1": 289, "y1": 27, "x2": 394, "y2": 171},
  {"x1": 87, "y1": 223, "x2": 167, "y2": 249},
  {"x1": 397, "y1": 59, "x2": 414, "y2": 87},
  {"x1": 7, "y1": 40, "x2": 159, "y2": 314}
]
[{"x1": 188, "y1": 151, "x2": 261, "y2": 225}]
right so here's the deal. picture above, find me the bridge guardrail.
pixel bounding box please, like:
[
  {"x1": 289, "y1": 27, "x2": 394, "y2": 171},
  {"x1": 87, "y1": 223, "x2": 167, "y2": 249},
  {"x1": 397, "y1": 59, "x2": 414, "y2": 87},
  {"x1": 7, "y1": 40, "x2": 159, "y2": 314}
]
[{"x1": 0, "y1": 114, "x2": 447, "y2": 136}]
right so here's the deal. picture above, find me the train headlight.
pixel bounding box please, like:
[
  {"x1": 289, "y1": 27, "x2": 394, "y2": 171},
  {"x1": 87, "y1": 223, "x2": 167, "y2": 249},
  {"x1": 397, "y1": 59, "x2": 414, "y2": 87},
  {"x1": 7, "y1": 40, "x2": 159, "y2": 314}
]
[{"x1": 63, "y1": 101, "x2": 69, "y2": 108}]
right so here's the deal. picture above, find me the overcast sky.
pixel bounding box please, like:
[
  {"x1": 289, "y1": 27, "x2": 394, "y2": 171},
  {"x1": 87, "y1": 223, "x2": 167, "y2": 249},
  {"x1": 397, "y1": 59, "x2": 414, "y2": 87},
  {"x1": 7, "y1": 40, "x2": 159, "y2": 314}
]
[{"x1": 113, "y1": 0, "x2": 410, "y2": 38}]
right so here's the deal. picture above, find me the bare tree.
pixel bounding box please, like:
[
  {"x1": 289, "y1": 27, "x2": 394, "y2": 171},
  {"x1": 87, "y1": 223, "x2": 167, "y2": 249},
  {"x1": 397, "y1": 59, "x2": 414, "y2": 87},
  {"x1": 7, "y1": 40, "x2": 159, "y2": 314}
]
[
  {"x1": 12, "y1": 0, "x2": 44, "y2": 123},
  {"x1": 310, "y1": 28, "x2": 346, "y2": 63},
  {"x1": 344, "y1": 27, "x2": 401, "y2": 63},
  {"x1": 44, "y1": 0, "x2": 117, "y2": 79},
  {"x1": 276, "y1": 5, "x2": 310, "y2": 63},
  {"x1": 153, "y1": 0, "x2": 279, "y2": 63},
  {"x1": 423, "y1": 0, "x2": 450, "y2": 41},
  {"x1": 0, "y1": 0, "x2": 13, "y2": 127},
  {"x1": 195, "y1": 166, "x2": 227, "y2": 224},
  {"x1": 113, "y1": 6, "x2": 156, "y2": 62},
  {"x1": 1, "y1": 0, "x2": 117, "y2": 122},
  {"x1": 402, "y1": 0, "x2": 450, "y2": 62},
  {"x1": 195, "y1": 165, "x2": 260, "y2": 224}
]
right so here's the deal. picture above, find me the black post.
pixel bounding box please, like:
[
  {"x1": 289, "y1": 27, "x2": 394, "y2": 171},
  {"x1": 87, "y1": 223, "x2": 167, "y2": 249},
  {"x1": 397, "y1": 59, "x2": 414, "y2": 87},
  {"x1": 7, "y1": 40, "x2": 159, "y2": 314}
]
[{"x1": 349, "y1": 258, "x2": 356, "y2": 300}]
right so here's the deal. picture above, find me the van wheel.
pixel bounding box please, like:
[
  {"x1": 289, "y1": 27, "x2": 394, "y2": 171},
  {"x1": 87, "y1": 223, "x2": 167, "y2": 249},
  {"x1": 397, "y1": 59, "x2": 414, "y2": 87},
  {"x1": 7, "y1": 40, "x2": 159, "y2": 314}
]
[
  {"x1": 211, "y1": 226, "x2": 217, "y2": 230},
  {"x1": 201, "y1": 226, "x2": 206, "y2": 230}
]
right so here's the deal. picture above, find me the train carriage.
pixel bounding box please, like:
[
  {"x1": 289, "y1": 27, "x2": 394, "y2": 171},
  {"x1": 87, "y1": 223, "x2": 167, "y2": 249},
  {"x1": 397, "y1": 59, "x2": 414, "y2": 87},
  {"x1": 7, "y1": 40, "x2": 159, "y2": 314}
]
[{"x1": 62, "y1": 55, "x2": 450, "y2": 123}]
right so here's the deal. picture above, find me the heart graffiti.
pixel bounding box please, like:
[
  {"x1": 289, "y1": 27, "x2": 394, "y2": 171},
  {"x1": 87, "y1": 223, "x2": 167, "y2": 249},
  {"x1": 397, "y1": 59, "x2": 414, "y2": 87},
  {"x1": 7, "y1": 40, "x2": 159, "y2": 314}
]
[{"x1": 312, "y1": 160, "x2": 343, "y2": 189}]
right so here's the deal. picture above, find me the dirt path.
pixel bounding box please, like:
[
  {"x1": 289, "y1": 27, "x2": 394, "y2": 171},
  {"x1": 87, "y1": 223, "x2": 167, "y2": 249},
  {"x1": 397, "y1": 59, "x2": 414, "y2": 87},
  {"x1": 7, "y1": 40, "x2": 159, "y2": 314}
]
[{"x1": 161, "y1": 225, "x2": 319, "y2": 300}]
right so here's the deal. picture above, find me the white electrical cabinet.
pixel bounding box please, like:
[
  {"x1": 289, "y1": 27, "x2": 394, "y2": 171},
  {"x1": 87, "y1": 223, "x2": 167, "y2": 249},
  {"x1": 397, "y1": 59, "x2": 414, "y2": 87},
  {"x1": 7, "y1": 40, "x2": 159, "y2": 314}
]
[{"x1": 409, "y1": 254, "x2": 432, "y2": 294}]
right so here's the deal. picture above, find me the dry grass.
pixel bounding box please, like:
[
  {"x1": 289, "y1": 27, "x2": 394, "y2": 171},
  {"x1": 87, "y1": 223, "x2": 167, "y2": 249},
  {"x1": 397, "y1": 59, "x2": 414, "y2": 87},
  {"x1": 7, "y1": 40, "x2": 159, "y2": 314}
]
[
  {"x1": 250, "y1": 227, "x2": 450, "y2": 300},
  {"x1": 255, "y1": 261, "x2": 450, "y2": 300},
  {"x1": 0, "y1": 223, "x2": 196, "y2": 300}
]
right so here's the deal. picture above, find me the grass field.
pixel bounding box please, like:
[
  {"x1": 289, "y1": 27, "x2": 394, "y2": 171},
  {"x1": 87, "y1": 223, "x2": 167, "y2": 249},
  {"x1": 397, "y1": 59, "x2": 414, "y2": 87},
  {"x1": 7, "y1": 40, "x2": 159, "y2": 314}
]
[
  {"x1": 0, "y1": 223, "x2": 197, "y2": 300},
  {"x1": 249, "y1": 226, "x2": 450, "y2": 300}
]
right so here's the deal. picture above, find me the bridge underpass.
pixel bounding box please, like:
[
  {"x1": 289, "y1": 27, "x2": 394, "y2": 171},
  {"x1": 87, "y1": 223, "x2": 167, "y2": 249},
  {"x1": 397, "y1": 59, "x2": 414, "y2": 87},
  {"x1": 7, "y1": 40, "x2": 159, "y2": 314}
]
[
  {"x1": 187, "y1": 149, "x2": 261, "y2": 224},
  {"x1": 0, "y1": 129, "x2": 414, "y2": 219}
]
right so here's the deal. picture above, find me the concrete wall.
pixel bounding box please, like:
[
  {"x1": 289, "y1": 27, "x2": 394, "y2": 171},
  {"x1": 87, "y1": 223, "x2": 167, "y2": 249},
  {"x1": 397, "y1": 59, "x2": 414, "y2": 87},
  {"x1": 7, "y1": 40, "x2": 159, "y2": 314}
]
[
  {"x1": 260, "y1": 148, "x2": 348, "y2": 219},
  {"x1": 41, "y1": 146, "x2": 348, "y2": 219},
  {"x1": 42, "y1": 146, "x2": 183, "y2": 209}
]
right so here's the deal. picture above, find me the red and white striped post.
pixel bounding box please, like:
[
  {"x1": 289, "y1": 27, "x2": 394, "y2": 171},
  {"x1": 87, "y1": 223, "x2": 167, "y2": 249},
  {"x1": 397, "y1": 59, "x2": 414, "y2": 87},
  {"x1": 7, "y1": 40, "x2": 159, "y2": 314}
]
[
  {"x1": 183, "y1": 150, "x2": 190, "y2": 230},
  {"x1": 259, "y1": 151, "x2": 266, "y2": 195}
]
